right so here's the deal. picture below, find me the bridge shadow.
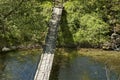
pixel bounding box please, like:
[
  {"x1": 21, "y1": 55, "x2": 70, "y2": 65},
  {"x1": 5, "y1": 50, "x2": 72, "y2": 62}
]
[
  {"x1": 0, "y1": 53, "x2": 6, "y2": 73},
  {"x1": 49, "y1": 48, "x2": 78, "y2": 80},
  {"x1": 57, "y1": 8, "x2": 76, "y2": 48},
  {"x1": 49, "y1": 9, "x2": 78, "y2": 80}
]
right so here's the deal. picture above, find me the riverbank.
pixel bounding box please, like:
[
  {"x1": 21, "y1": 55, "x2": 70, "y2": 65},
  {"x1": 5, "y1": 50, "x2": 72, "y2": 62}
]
[
  {"x1": 0, "y1": 43, "x2": 42, "y2": 53},
  {"x1": 78, "y1": 48, "x2": 120, "y2": 74},
  {"x1": 55, "y1": 48, "x2": 120, "y2": 74}
]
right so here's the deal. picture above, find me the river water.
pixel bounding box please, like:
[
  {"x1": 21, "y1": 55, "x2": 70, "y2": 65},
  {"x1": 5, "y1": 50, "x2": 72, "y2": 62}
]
[
  {"x1": 0, "y1": 49, "x2": 119, "y2": 80},
  {"x1": 50, "y1": 55, "x2": 119, "y2": 80},
  {"x1": 0, "y1": 50, "x2": 41, "y2": 80}
]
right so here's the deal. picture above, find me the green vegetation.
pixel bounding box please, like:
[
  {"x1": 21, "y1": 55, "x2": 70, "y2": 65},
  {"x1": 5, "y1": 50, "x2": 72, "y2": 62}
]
[
  {"x1": 0, "y1": 0, "x2": 120, "y2": 50},
  {"x1": 0, "y1": 0, "x2": 52, "y2": 49}
]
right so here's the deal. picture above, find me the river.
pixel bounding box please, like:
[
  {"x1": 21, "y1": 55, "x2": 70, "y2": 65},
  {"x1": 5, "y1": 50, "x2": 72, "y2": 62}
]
[{"x1": 0, "y1": 49, "x2": 119, "y2": 80}]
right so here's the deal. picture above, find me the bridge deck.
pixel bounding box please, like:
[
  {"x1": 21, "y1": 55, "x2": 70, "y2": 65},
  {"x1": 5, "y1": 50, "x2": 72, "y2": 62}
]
[
  {"x1": 34, "y1": 3, "x2": 63, "y2": 80},
  {"x1": 34, "y1": 53, "x2": 54, "y2": 80}
]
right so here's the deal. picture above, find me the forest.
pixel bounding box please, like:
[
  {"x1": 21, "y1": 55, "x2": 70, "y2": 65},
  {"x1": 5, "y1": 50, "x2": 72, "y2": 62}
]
[
  {"x1": 0, "y1": 0, "x2": 120, "y2": 80},
  {"x1": 0, "y1": 0, "x2": 120, "y2": 51}
]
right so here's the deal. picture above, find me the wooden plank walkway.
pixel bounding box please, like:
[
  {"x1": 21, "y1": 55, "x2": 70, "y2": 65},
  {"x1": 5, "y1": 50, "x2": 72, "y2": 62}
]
[
  {"x1": 34, "y1": 53, "x2": 54, "y2": 80},
  {"x1": 34, "y1": 3, "x2": 63, "y2": 80}
]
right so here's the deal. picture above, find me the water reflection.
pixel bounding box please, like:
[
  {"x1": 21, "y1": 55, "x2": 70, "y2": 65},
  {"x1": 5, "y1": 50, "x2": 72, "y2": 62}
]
[
  {"x1": 0, "y1": 53, "x2": 6, "y2": 74},
  {"x1": 0, "y1": 50, "x2": 41, "y2": 80},
  {"x1": 51, "y1": 55, "x2": 119, "y2": 80},
  {"x1": 0, "y1": 49, "x2": 119, "y2": 80}
]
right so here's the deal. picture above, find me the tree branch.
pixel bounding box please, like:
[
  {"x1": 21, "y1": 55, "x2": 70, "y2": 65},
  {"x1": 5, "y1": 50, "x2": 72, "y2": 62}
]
[
  {"x1": 3, "y1": 0, "x2": 24, "y2": 19},
  {"x1": 0, "y1": 19, "x2": 5, "y2": 34},
  {"x1": 0, "y1": 0, "x2": 25, "y2": 34},
  {"x1": 105, "y1": 65, "x2": 111, "y2": 80}
]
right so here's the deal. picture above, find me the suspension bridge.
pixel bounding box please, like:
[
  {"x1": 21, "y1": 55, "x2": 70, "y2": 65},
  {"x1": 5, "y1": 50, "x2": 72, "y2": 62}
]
[{"x1": 34, "y1": 0, "x2": 63, "y2": 80}]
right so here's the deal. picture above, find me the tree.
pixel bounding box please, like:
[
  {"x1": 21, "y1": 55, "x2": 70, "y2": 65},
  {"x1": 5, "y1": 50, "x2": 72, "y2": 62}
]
[
  {"x1": 0, "y1": 0, "x2": 119, "y2": 49},
  {"x1": 0, "y1": 0, "x2": 53, "y2": 48}
]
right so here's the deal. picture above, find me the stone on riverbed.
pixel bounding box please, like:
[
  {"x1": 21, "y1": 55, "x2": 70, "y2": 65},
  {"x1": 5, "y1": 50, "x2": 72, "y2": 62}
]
[{"x1": 2, "y1": 47, "x2": 11, "y2": 51}]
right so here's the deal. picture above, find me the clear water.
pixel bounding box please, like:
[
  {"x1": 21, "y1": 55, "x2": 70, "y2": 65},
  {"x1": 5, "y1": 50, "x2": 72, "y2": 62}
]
[{"x1": 0, "y1": 50, "x2": 41, "y2": 80}]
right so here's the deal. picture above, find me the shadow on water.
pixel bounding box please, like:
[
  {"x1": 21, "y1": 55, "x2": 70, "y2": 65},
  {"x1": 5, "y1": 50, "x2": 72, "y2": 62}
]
[
  {"x1": 50, "y1": 48, "x2": 78, "y2": 80},
  {"x1": 49, "y1": 52, "x2": 62, "y2": 80},
  {"x1": 0, "y1": 53, "x2": 6, "y2": 73},
  {"x1": 50, "y1": 50, "x2": 120, "y2": 80}
]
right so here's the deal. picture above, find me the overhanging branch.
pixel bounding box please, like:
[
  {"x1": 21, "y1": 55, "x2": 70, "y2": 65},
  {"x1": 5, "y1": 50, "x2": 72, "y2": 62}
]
[{"x1": 3, "y1": 0, "x2": 25, "y2": 19}]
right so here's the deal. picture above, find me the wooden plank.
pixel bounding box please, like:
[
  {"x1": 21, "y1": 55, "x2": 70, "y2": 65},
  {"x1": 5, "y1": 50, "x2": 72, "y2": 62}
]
[{"x1": 34, "y1": 53, "x2": 54, "y2": 80}]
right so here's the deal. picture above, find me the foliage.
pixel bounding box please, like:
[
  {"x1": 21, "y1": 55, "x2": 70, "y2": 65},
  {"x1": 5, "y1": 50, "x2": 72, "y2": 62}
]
[
  {"x1": 0, "y1": 0, "x2": 120, "y2": 48},
  {"x1": 58, "y1": 0, "x2": 119, "y2": 47},
  {"x1": 74, "y1": 13, "x2": 109, "y2": 46},
  {"x1": 0, "y1": 0, "x2": 52, "y2": 47}
]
